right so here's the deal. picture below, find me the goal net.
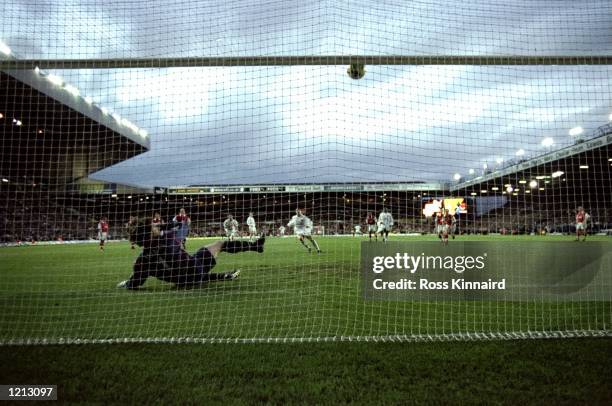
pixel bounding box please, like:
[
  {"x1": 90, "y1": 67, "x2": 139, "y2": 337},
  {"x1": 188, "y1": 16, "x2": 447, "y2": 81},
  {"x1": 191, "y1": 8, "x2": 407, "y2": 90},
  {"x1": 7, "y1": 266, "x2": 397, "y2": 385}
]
[{"x1": 0, "y1": 0, "x2": 611, "y2": 344}]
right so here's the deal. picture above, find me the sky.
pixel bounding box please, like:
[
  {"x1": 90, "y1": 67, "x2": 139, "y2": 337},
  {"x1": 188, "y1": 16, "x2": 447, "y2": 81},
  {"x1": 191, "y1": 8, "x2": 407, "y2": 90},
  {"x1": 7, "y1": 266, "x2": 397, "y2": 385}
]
[{"x1": 2, "y1": 0, "x2": 612, "y2": 187}]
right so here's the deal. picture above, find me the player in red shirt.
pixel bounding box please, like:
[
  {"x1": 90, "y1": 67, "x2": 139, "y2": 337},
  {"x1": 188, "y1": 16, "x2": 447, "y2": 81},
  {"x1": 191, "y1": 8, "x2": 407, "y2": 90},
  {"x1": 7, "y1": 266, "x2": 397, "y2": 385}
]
[
  {"x1": 575, "y1": 207, "x2": 590, "y2": 242},
  {"x1": 366, "y1": 212, "x2": 377, "y2": 241},
  {"x1": 442, "y1": 211, "x2": 454, "y2": 245},
  {"x1": 152, "y1": 212, "x2": 164, "y2": 229},
  {"x1": 173, "y1": 208, "x2": 191, "y2": 249},
  {"x1": 150, "y1": 212, "x2": 165, "y2": 248},
  {"x1": 98, "y1": 217, "x2": 109, "y2": 251},
  {"x1": 435, "y1": 211, "x2": 445, "y2": 240}
]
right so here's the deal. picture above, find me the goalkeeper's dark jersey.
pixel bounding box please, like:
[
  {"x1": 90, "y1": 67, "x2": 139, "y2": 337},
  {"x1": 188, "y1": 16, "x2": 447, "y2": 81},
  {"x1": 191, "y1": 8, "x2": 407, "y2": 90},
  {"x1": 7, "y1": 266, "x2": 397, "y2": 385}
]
[{"x1": 127, "y1": 230, "x2": 216, "y2": 288}]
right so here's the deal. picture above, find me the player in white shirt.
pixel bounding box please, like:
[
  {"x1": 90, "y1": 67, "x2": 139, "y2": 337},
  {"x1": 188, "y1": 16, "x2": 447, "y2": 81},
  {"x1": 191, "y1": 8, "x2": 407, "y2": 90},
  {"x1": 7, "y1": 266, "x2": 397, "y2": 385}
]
[
  {"x1": 223, "y1": 214, "x2": 239, "y2": 241},
  {"x1": 246, "y1": 212, "x2": 257, "y2": 241},
  {"x1": 353, "y1": 224, "x2": 362, "y2": 236},
  {"x1": 450, "y1": 214, "x2": 458, "y2": 240},
  {"x1": 278, "y1": 225, "x2": 286, "y2": 237},
  {"x1": 287, "y1": 209, "x2": 321, "y2": 254},
  {"x1": 377, "y1": 208, "x2": 394, "y2": 242}
]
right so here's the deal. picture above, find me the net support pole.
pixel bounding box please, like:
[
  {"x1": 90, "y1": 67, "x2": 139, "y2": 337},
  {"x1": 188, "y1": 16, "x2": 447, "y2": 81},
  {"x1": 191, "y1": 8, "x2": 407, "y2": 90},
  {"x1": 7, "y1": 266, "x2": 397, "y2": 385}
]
[{"x1": 1, "y1": 55, "x2": 612, "y2": 69}]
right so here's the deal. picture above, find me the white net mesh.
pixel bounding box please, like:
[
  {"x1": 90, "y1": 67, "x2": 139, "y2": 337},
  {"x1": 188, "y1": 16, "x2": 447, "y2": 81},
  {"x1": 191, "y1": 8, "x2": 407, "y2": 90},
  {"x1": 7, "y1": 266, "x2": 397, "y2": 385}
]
[{"x1": 0, "y1": 0, "x2": 611, "y2": 343}]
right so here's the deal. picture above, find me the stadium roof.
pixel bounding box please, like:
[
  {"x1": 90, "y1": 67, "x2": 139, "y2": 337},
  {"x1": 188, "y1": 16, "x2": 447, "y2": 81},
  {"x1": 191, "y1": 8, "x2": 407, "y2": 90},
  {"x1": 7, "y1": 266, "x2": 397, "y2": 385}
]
[
  {"x1": 0, "y1": 58, "x2": 149, "y2": 149},
  {"x1": 451, "y1": 124, "x2": 612, "y2": 192},
  {"x1": 0, "y1": 69, "x2": 150, "y2": 185}
]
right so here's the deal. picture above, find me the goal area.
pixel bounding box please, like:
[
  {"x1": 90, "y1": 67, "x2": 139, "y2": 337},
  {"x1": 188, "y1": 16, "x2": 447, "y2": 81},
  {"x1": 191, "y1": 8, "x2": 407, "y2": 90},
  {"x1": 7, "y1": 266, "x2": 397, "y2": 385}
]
[{"x1": 1, "y1": 0, "x2": 611, "y2": 344}]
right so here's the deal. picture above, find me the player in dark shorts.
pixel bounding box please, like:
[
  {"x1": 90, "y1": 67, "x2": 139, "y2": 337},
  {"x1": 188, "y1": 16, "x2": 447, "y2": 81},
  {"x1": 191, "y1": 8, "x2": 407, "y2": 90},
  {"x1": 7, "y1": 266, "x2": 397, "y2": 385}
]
[
  {"x1": 117, "y1": 218, "x2": 265, "y2": 290},
  {"x1": 366, "y1": 212, "x2": 377, "y2": 241}
]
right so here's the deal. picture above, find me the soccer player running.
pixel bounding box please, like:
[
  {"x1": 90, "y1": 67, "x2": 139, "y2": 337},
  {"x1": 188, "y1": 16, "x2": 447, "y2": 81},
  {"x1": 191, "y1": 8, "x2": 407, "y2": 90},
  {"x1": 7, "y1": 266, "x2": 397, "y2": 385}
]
[
  {"x1": 172, "y1": 208, "x2": 191, "y2": 249},
  {"x1": 377, "y1": 208, "x2": 394, "y2": 242},
  {"x1": 117, "y1": 218, "x2": 266, "y2": 290},
  {"x1": 575, "y1": 206, "x2": 590, "y2": 242},
  {"x1": 246, "y1": 212, "x2": 257, "y2": 241},
  {"x1": 287, "y1": 209, "x2": 321, "y2": 254},
  {"x1": 366, "y1": 212, "x2": 377, "y2": 241},
  {"x1": 98, "y1": 216, "x2": 109, "y2": 251},
  {"x1": 278, "y1": 225, "x2": 286, "y2": 237},
  {"x1": 223, "y1": 214, "x2": 239, "y2": 241}
]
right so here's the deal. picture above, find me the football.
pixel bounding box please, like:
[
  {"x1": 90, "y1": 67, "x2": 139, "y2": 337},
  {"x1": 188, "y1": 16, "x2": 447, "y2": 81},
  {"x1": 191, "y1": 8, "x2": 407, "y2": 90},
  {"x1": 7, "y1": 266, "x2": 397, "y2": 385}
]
[{"x1": 347, "y1": 63, "x2": 366, "y2": 80}]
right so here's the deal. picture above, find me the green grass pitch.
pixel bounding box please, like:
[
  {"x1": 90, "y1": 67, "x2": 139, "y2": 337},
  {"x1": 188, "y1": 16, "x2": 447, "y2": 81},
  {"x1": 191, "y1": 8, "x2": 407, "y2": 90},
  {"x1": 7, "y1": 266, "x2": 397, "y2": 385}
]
[
  {"x1": 1, "y1": 235, "x2": 610, "y2": 343},
  {"x1": 1, "y1": 235, "x2": 611, "y2": 403}
]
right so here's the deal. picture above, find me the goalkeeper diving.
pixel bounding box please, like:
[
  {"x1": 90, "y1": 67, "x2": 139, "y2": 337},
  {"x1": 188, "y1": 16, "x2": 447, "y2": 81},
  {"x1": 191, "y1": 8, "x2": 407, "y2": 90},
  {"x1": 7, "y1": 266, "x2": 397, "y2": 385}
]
[{"x1": 117, "y1": 218, "x2": 265, "y2": 290}]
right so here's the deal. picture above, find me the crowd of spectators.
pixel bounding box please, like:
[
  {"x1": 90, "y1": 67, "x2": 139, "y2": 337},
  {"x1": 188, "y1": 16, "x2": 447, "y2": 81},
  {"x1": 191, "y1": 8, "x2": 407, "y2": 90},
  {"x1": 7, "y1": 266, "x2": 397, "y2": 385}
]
[
  {"x1": 464, "y1": 207, "x2": 612, "y2": 235},
  {"x1": 2, "y1": 193, "x2": 611, "y2": 243},
  {"x1": 1, "y1": 200, "x2": 90, "y2": 242}
]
